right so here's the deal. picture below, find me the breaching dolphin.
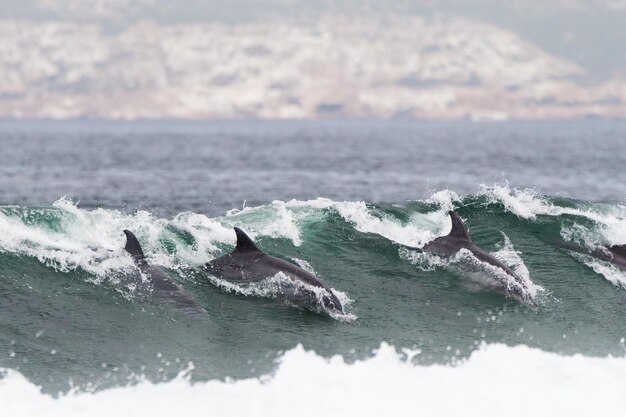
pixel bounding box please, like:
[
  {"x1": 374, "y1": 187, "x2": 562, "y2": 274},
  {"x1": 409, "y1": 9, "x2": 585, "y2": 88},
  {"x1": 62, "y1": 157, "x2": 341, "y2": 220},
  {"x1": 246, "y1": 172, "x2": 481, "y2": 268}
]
[
  {"x1": 410, "y1": 211, "x2": 532, "y2": 302},
  {"x1": 123, "y1": 230, "x2": 209, "y2": 320},
  {"x1": 204, "y1": 227, "x2": 343, "y2": 313}
]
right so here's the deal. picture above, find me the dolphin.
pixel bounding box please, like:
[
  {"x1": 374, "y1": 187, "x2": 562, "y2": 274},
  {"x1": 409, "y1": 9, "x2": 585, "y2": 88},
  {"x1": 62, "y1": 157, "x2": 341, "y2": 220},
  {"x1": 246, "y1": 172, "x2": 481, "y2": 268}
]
[
  {"x1": 409, "y1": 211, "x2": 532, "y2": 302},
  {"x1": 123, "y1": 230, "x2": 209, "y2": 320},
  {"x1": 559, "y1": 240, "x2": 626, "y2": 270},
  {"x1": 602, "y1": 245, "x2": 626, "y2": 269},
  {"x1": 204, "y1": 227, "x2": 343, "y2": 313}
]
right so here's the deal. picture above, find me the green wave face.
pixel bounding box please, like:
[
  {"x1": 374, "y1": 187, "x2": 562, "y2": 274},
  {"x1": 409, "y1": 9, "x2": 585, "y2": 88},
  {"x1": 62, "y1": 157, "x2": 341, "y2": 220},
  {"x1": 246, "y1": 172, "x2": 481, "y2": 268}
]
[{"x1": 2, "y1": 186, "x2": 626, "y2": 393}]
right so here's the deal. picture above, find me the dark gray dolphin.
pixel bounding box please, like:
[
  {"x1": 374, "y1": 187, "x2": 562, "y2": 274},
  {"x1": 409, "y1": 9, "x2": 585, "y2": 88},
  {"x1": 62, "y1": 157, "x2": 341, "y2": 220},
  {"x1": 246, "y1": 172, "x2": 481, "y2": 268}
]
[
  {"x1": 604, "y1": 245, "x2": 626, "y2": 269},
  {"x1": 123, "y1": 230, "x2": 209, "y2": 320},
  {"x1": 204, "y1": 227, "x2": 343, "y2": 313},
  {"x1": 560, "y1": 240, "x2": 626, "y2": 270},
  {"x1": 411, "y1": 211, "x2": 532, "y2": 302}
]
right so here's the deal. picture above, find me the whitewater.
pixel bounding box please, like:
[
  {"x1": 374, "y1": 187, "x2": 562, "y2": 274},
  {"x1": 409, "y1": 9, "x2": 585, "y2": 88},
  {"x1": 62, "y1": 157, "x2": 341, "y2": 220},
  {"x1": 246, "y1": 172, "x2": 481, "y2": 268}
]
[{"x1": 3, "y1": 342, "x2": 626, "y2": 417}]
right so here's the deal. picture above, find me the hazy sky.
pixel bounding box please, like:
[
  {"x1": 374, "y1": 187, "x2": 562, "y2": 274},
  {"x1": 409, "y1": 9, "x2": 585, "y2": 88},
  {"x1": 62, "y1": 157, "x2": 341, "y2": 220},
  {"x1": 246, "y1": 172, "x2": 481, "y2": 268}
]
[{"x1": 2, "y1": 0, "x2": 625, "y2": 76}]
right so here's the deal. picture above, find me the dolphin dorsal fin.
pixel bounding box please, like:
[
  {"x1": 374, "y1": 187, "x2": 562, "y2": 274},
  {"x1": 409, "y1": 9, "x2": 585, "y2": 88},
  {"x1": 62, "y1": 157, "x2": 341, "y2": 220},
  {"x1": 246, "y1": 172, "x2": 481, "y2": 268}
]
[
  {"x1": 123, "y1": 230, "x2": 146, "y2": 266},
  {"x1": 609, "y1": 244, "x2": 626, "y2": 257},
  {"x1": 233, "y1": 227, "x2": 262, "y2": 253},
  {"x1": 447, "y1": 211, "x2": 471, "y2": 241}
]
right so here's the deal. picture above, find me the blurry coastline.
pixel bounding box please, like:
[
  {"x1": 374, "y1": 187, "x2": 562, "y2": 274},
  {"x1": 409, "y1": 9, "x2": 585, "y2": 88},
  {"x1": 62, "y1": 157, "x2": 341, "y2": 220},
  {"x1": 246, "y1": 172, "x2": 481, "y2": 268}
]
[{"x1": 1, "y1": 1, "x2": 625, "y2": 121}]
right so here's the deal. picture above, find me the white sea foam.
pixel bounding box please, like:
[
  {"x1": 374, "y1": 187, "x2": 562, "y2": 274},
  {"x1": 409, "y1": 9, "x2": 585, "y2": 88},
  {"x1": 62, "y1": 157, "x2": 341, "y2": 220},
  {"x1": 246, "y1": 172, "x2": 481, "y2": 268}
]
[
  {"x1": 452, "y1": 247, "x2": 541, "y2": 303},
  {"x1": 481, "y1": 184, "x2": 626, "y2": 245},
  {"x1": 0, "y1": 200, "x2": 135, "y2": 278},
  {"x1": 227, "y1": 200, "x2": 304, "y2": 246},
  {"x1": 481, "y1": 184, "x2": 626, "y2": 221},
  {"x1": 425, "y1": 188, "x2": 461, "y2": 211},
  {"x1": 1, "y1": 342, "x2": 626, "y2": 417},
  {"x1": 570, "y1": 252, "x2": 626, "y2": 289},
  {"x1": 490, "y1": 233, "x2": 542, "y2": 298},
  {"x1": 291, "y1": 257, "x2": 316, "y2": 274},
  {"x1": 0, "y1": 198, "x2": 318, "y2": 277},
  {"x1": 398, "y1": 247, "x2": 449, "y2": 271},
  {"x1": 283, "y1": 197, "x2": 449, "y2": 248}
]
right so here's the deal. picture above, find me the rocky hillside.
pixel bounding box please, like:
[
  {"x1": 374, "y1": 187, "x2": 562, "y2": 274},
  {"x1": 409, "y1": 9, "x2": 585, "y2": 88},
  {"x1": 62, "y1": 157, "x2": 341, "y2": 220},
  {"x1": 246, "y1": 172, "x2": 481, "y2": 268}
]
[{"x1": 1, "y1": 15, "x2": 624, "y2": 119}]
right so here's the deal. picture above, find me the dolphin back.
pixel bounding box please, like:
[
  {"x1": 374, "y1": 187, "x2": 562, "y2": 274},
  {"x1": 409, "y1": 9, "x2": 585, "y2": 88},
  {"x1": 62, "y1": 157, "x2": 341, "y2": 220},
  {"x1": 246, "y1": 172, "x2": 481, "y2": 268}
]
[
  {"x1": 609, "y1": 244, "x2": 626, "y2": 258},
  {"x1": 209, "y1": 227, "x2": 344, "y2": 313},
  {"x1": 233, "y1": 227, "x2": 262, "y2": 253},
  {"x1": 423, "y1": 211, "x2": 471, "y2": 255},
  {"x1": 447, "y1": 211, "x2": 471, "y2": 241},
  {"x1": 123, "y1": 230, "x2": 146, "y2": 266},
  {"x1": 122, "y1": 230, "x2": 211, "y2": 321}
]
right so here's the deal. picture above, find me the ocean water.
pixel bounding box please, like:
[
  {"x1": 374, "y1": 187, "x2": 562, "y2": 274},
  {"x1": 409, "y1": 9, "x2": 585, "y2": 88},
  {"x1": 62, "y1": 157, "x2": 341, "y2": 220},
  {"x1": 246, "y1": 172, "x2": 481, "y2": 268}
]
[{"x1": 1, "y1": 120, "x2": 626, "y2": 415}]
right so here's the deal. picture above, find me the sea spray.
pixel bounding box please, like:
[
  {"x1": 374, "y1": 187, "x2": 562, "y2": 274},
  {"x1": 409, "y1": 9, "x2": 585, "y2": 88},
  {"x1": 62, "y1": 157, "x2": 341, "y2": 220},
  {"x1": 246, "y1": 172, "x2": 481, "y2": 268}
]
[{"x1": 2, "y1": 343, "x2": 626, "y2": 417}]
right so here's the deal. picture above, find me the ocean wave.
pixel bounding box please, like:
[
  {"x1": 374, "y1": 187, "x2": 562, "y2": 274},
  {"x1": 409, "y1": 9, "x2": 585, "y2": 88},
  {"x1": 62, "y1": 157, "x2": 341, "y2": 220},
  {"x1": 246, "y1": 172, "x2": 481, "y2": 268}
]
[
  {"x1": 481, "y1": 184, "x2": 626, "y2": 245},
  {"x1": 0, "y1": 195, "x2": 453, "y2": 282},
  {"x1": 1, "y1": 188, "x2": 625, "y2": 304},
  {"x1": 1, "y1": 342, "x2": 625, "y2": 417}
]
